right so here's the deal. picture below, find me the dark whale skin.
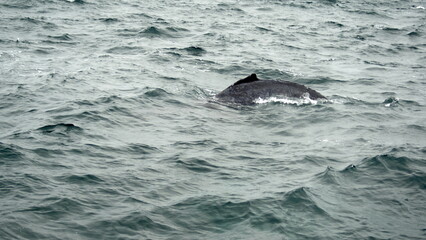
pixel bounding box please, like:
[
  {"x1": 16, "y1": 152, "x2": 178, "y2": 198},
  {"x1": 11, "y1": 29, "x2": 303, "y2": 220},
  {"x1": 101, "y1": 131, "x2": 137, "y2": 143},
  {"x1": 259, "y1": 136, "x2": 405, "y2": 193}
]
[{"x1": 215, "y1": 74, "x2": 326, "y2": 105}]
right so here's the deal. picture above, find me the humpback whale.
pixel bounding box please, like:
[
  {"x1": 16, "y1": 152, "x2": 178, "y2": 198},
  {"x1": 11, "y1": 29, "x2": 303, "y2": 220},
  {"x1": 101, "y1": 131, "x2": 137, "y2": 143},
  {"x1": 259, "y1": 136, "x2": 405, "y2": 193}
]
[{"x1": 215, "y1": 74, "x2": 326, "y2": 105}]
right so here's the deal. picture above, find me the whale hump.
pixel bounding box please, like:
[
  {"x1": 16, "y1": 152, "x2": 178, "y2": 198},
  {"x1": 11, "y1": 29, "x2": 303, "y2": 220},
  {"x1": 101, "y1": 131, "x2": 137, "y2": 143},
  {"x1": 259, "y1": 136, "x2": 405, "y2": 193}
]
[
  {"x1": 233, "y1": 73, "x2": 259, "y2": 86},
  {"x1": 215, "y1": 73, "x2": 327, "y2": 105}
]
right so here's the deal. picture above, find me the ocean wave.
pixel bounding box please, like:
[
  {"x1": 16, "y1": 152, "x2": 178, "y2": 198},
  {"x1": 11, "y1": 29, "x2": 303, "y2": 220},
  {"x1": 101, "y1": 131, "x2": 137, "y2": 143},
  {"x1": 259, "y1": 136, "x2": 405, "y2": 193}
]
[
  {"x1": 31, "y1": 148, "x2": 65, "y2": 158},
  {"x1": 106, "y1": 46, "x2": 145, "y2": 55},
  {"x1": 360, "y1": 153, "x2": 414, "y2": 171},
  {"x1": 150, "y1": 188, "x2": 338, "y2": 238},
  {"x1": 89, "y1": 212, "x2": 176, "y2": 239},
  {"x1": 139, "y1": 26, "x2": 180, "y2": 38},
  {"x1": 165, "y1": 195, "x2": 253, "y2": 232},
  {"x1": 53, "y1": 111, "x2": 116, "y2": 125},
  {"x1": 19, "y1": 197, "x2": 85, "y2": 220},
  {"x1": 339, "y1": 148, "x2": 426, "y2": 190},
  {"x1": 84, "y1": 143, "x2": 160, "y2": 157},
  {"x1": 55, "y1": 174, "x2": 104, "y2": 185},
  {"x1": 176, "y1": 157, "x2": 220, "y2": 173},
  {"x1": 280, "y1": 187, "x2": 331, "y2": 217},
  {"x1": 167, "y1": 46, "x2": 207, "y2": 56},
  {"x1": 142, "y1": 88, "x2": 170, "y2": 98},
  {"x1": 37, "y1": 123, "x2": 83, "y2": 134},
  {"x1": 313, "y1": 166, "x2": 340, "y2": 185},
  {"x1": 0, "y1": 142, "x2": 26, "y2": 163}
]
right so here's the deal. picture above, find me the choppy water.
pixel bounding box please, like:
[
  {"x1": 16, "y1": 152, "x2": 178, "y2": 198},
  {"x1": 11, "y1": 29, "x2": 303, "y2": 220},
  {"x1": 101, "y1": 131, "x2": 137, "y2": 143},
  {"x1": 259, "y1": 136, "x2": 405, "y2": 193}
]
[{"x1": 1, "y1": 0, "x2": 426, "y2": 239}]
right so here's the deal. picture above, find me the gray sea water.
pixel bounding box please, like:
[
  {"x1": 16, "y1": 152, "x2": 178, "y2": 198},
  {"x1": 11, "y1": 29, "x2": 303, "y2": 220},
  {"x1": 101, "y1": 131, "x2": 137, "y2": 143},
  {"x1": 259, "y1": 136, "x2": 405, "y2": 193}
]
[{"x1": 1, "y1": 0, "x2": 426, "y2": 239}]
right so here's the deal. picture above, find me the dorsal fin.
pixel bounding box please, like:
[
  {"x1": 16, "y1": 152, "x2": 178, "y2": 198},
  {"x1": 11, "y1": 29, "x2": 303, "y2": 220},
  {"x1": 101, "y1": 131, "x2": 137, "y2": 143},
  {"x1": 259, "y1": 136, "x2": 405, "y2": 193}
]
[{"x1": 233, "y1": 73, "x2": 259, "y2": 86}]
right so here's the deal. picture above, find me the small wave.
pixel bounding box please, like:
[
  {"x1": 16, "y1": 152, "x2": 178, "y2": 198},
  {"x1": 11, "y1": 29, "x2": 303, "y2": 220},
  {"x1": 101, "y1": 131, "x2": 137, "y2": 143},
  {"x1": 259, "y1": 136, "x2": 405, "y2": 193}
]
[
  {"x1": 169, "y1": 195, "x2": 252, "y2": 229},
  {"x1": 19, "y1": 17, "x2": 43, "y2": 24},
  {"x1": 55, "y1": 174, "x2": 104, "y2": 185},
  {"x1": 176, "y1": 157, "x2": 219, "y2": 173},
  {"x1": 139, "y1": 26, "x2": 182, "y2": 38},
  {"x1": 341, "y1": 148, "x2": 426, "y2": 188},
  {"x1": 1, "y1": 3, "x2": 34, "y2": 9},
  {"x1": 256, "y1": 7, "x2": 273, "y2": 12},
  {"x1": 90, "y1": 212, "x2": 176, "y2": 238},
  {"x1": 183, "y1": 46, "x2": 206, "y2": 56},
  {"x1": 130, "y1": 13, "x2": 153, "y2": 19},
  {"x1": 407, "y1": 124, "x2": 425, "y2": 132},
  {"x1": 0, "y1": 142, "x2": 25, "y2": 163},
  {"x1": 47, "y1": 33, "x2": 72, "y2": 41},
  {"x1": 32, "y1": 148, "x2": 64, "y2": 158},
  {"x1": 173, "y1": 139, "x2": 219, "y2": 149},
  {"x1": 254, "y1": 69, "x2": 294, "y2": 79},
  {"x1": 19, "y1": 197, "x2": 85, "y2": 220},
  {"x1": 342, "y1": 164, "x2": 357, "y2": 173},
  {"x1": 255, "y1": 26, "x2": 273, "y2": 32},
  {"x1": 143, "y1": 88, "x2": 170, "y2": 98},
  {"x1": 0, "y1": 221, "x2": 46, "y2": 239},
  {"x1": 320, "y1": 0, "x2": 337, "y2": 4},
  {"x1": 41, "y1": 39, "x2": 77, "y2": 46},
  {"x1": 33, "y1": 48, "x2": 55, "y2": 55},
  {"x1": 405, "y1": 173, "x2": 426, "y2": 189},
  {"x1": 166, "y1": 26, "x2": 190, "y2": 33},
  {"x1": 301, "y1": 76, "x2": 346, "y2": 85},
  {"x1": 141, "y1": 26, "x2": 163, "y2": 35},
  {"x1": 106, "y1": 46, "x2": 145, "y2": 55},
  {"x1": 314, "y1": 166, "x2": 339, "y2": 185},
  {"x1": 127, "y1": 143, "x2": 160, "y2": 155},
  {"x1": 346, "y1": 9, "x2": 383, "y2": 17},
  {"x1": 84, "y1": 143, "x2": 160, "y2": 157},
  {"x1": 359, "y1": 154, "x2": 413, "y2": 173},
  {"x1": 407, "y1": 31, "x2": 421, "y2": 37},
  {"x1": 185, "y1": 86, "x2": 214, "y2": 100},
  {"x1": 325, "y1": 21, "x2": 344, "y2": 28},
  {"x1": 381, "y1": 27, "x2": 402, "y2": 32},
  {"x1": 280, "y1": 187, "x2": 329, "y2": 215},
  {"x1": 165, "y1": 46, "x2": 207, "y2": 57},
  {"x1": 37, "y1": 123, "x2": 83, "y2": 134},
  {"x1": 0, "y1": 173, "x2": 36, "y2": 196},
  {"x1": 54, "y1": 110, "x2": 115, "y2": 125},
  {"x1": 97, "y1": 17, "x2": 119, "y2": 23},
  {"x1": 17, "y1": 17, "x2": 57, "y2": 29},
  {"x1": 211, "y1": 65, "x2": 250, "y2": 75}
]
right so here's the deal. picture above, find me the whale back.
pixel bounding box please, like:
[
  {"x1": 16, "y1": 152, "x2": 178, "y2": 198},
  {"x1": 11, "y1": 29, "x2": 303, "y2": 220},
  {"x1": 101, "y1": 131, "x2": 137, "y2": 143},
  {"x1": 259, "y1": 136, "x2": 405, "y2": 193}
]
[{"x1": 216, "y1": 74, "x2": 326, "y2": 105}]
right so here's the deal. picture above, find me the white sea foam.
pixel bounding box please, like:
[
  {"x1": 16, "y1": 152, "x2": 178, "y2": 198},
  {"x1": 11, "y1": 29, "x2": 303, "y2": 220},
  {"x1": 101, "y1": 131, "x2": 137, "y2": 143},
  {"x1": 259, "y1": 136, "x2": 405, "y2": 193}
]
[{"x1": 254, "y1": 96, "x2": 320, "y2": 105}]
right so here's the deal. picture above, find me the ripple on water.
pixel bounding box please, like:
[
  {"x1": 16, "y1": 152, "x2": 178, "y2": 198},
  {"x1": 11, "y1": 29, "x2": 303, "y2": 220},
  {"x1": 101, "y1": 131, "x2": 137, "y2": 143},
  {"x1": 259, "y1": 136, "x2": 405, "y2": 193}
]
[
  {"x1": 89, "y1": 212, "x2": 176, "y2": 239},
  {"x1": 139, "y1": 26, "x2": 175, "y2": 38},
  {"x1": 164, "y1": 195, "x2": 252, "y2": 232},
  {"x1": 176, "y1": 157, "x2": 220, "y2": 173},
  {"x1": 0, "y1": 142, "x2": 26, "y2": 163},
  {"x1": 19, "y1": 197, "x2": 85, "y2": 221},
  {"x1": 55, "y1": 174, "x2": 104, "y2": 185},
  {"x1": 143, "y1": 88, "x2": 170, "y2": 98},
  {"x1": 106, "y1": 46, "x2": 145, "y2": 55},
  {"x1": 37, "y1": 123, "x2": 83, "y2": 134}
]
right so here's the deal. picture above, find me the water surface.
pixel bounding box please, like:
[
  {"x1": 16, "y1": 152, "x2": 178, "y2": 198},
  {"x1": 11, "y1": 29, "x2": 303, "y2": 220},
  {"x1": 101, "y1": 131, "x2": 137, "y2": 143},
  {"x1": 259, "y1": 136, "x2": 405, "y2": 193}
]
[{"x1": 1, "y1": 0, "x2": 425, "y2": 239}]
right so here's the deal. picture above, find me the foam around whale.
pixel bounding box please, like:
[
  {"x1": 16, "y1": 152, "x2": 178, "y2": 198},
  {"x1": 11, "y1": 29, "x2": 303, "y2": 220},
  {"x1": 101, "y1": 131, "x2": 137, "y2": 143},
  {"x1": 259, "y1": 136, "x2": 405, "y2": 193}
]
[{"x1": 215, "y1": 74, "x2": 327, "y2": 105}]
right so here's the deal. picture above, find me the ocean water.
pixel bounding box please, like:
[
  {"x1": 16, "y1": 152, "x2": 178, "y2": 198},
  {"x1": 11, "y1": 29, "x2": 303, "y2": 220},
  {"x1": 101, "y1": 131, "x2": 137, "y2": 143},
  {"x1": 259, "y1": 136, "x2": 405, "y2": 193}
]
[{"x1": 1, "y1": 0, "x2": 425, "y2": 239}]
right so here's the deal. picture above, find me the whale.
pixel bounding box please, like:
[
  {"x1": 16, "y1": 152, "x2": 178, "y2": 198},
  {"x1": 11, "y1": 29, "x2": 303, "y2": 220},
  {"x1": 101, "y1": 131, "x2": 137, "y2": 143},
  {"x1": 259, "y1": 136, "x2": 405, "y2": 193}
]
[{"x1": 215, "y1": 73, "x2": 326, "y2": 105}]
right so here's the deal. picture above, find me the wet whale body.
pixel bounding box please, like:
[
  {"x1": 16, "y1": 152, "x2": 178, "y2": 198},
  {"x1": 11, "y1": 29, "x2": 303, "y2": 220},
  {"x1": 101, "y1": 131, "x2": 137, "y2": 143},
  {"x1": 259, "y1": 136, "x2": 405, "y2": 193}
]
[{"x1": 215, "y1": 74, "x2": 327, "y2": 105}]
